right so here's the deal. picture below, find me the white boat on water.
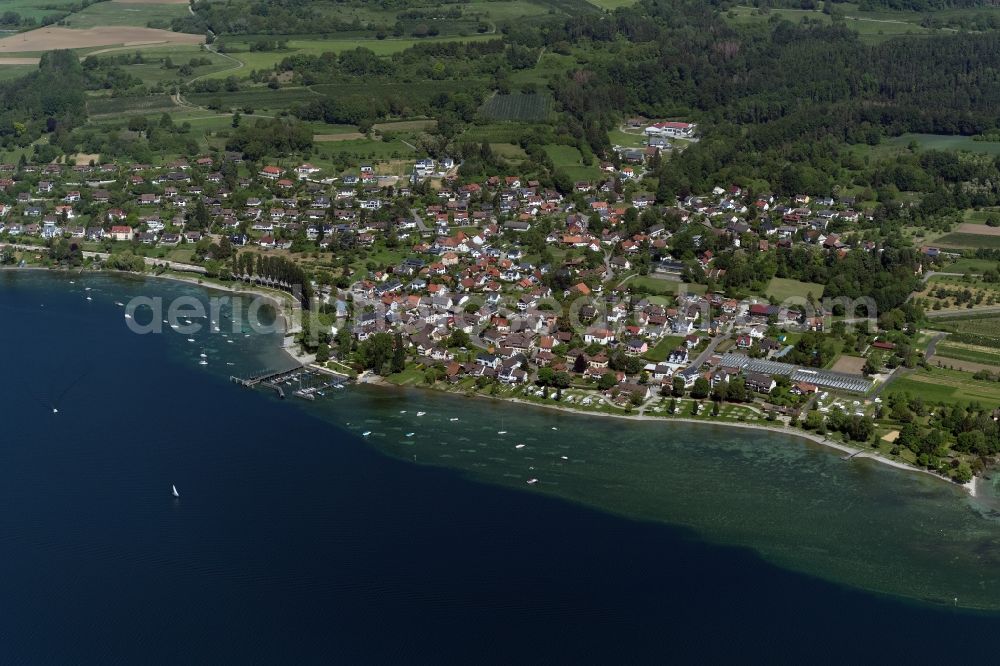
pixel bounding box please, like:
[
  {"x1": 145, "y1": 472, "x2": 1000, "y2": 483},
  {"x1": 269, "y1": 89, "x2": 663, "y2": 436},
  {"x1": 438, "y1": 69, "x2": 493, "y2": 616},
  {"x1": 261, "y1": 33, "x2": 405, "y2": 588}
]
[
  {"x1": 405, "y1": 432, "x2": 415, "y2": 437},
  {"x1": 52, "y1": 407, "x2": 58, "y2": 414},
  {"x1": 449, "y1": 417, "x2": 459, "y2": 422},
  {"x1": 200, "y1": 353, "x2": 207, "y2": 358},
  {"x1": 526, "y1": 478, "x2": 538, "y2": 485},
  {"x1": 497, "y1": 430, "x2": 507, "y2": 435},
  {"x1": 416, "y1": 411, "x2": 426, "y2": 417},
  {"x1": 362, "y1": 431, "x2": 372, "y2": 437},
  {"x1": 124, "y1": 313, "x2": 131, "y2": 319},
  {"x1": 515, "y1": 444, "x2": 525, "y2": 449},
  {"x1": 172, "y1": 485, "x2": 179, "y2": 498},
  {"x1": 187, "y1": 338, "x2": 195, "y2": 343},
  {"x1": 85, "y1": 296, "x2": 92, "y2": 301},
  {"x1": 114, "y1": 301, "x2": 124, "y2": 307}
]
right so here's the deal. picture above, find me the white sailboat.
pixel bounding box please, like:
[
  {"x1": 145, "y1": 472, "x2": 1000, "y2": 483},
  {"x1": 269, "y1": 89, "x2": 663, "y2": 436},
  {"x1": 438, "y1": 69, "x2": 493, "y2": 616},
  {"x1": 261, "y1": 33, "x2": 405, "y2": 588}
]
[{"x1": 171, "y1": 484, "x2": 179, "y2": 498}]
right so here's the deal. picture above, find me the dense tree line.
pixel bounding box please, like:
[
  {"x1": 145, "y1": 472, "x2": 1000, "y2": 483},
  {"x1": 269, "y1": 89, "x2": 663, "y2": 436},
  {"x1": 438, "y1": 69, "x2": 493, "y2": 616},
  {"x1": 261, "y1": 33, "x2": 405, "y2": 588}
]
[
  {"x1": 234, "y1": 252, "x2": 314, "y2": 308},
  {"x1": 226, "y1": 117, "x2": 313, "y2": 161}
]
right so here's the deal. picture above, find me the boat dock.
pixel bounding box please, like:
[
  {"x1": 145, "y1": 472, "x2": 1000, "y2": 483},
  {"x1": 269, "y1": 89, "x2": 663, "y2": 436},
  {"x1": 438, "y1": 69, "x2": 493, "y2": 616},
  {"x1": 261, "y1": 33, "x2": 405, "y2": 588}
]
[{"x1": 231, "y1": 366, "x2": 352, "y2": 401}]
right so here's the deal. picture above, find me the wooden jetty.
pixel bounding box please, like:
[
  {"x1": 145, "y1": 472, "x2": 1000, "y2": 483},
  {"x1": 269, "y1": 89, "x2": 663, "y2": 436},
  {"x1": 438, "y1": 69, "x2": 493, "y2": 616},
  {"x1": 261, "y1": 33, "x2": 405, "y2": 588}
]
[{"x1": 231, "y1": 365, "x2": 352, "y2": 401}]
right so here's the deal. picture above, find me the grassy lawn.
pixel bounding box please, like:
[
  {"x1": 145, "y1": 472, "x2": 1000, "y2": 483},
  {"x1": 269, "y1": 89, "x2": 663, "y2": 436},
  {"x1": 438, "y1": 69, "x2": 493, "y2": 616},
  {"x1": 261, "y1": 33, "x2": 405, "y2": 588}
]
[
  {"x1": 886, "y1": 133, "x2": 1000, "y2": 157},
  {"x1": 542, "y1": 144, "x2": 604, "y2": 182},
  {"x1": 947, "y1": 257, "x2": 998, "y2": 274},
  {"x1": 765, "y1": 277, "x2": 824, "y2": 302},
  {"x1": 644, "y1": 335, "x2": 685, "y2": 362},
  {"x1": 322, "y1": 138, "x2": 416, "y2": 160},
  {"x1": 886, "y1": 367, "x2": 1000, "y2": 405},
  {"x1": 0, "y1": 65, "x2": 36, "y2": 81},
  {"x1": 608, "y1": 128, "x2": 646, "y2": 149},
  {"x1": 385, "y1": 364, "x2": 426, "y2": 386},
  {"x1": 628, "y1": 275, "x2": 706, "y2": 296}
]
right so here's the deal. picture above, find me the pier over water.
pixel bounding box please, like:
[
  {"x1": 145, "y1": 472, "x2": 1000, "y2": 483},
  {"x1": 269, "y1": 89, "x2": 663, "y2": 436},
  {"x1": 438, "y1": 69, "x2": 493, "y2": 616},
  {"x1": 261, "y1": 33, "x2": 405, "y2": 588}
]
[{"x1": 231, "y1": 366, "x2": 351, "y2": 400}]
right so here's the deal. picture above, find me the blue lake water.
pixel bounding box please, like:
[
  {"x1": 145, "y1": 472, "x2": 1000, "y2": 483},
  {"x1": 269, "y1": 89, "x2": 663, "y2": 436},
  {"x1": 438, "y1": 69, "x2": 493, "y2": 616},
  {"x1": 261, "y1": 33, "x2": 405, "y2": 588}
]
[{"x1": 3, "y1": 271, "x2": 1000, "y2": 664}]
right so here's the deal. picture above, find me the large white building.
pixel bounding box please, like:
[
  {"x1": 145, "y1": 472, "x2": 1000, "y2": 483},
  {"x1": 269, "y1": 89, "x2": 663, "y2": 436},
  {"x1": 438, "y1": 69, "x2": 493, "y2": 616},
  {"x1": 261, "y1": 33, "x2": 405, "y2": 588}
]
[{"x1": 645, "y1": 121, "x2": 697, "y2": 139}]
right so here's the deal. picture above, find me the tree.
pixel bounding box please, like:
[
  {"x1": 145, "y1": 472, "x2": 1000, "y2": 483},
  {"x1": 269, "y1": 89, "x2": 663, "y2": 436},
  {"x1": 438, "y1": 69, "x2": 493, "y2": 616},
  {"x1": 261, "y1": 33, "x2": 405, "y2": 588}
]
[
  {"x1": 573, "y1": 353, "x2": 588, "y2": 373},
  {"x1": 598, "y1": 372, "x2": 617, "y2": 391},
  {"x1": 672, "y1": 375, "x2": 686, "y2": 397},
  {"x1": 691, "y1": 377, "x2": 710, "y2": 399},
  {"x1": 391, "y1": 332, "x2": 406, "y2": 374},
  {"x1": 448, "y1": 329, "x2": 470, "y2": 348},
  {"x1": 316, "y1": 343, "x2": 330, "y2": 363},
  {"x1": 358, "y1": 332, "x2": 394, "y2": 374}
]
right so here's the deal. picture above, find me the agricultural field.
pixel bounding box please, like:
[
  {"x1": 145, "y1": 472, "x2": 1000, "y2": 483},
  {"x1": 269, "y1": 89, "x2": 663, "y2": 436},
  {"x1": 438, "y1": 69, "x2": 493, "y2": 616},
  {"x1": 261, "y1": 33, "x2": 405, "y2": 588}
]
[
  {"x1": 917, "y1": 275, "x2": 1000, "y2": 311},
  {"x1": 460, "y1": 123, "x2": 531, "y2": 144},
  {"x1": 87, "y1": 93, "x2": 179, "y2": 117},
  {"x1": 962, "y1": 208, "x2": 1000, "y2": 225},
  {"x1": 932, "y1": 313, "x2": 1000, "y2": 337},
  {"x1": 186, "y1": 87, "x2": 320, "y2": 114},
  {"x1": 765, "y1": 277, "x2": 825, "y2": 302},
  {"x1": 723, "y1": 4, "x2": 933, "y2": 42},
  {"x1": 0, "y1": 26, "x2": 203, "y2": 54},
  {"x1": 308, "y1": 80, "x2": 486, "y2": 117},
  {"x1": 205, "y1": 35, "x2": 500, "y2": 78},
  {"x1": 61, "y1": 1, "x2": 189, "y2": 29},
  {"x1": 373, "y1": 119, "x2": 436, "y2": 133},
  {"x1": 933, "y1": 341, "x2": 1000, "y2": 367},
  {"x1": 0, "y1": 0, "x2": 81, "y2": 22},
  {"x1": 886, "y1": 367, "x2": 1000, "y2": 406},
  {"x1": 479, "y1": 92, "x2": 551, "y2": 122},
  {"x1": 587, "y1": 0, "x2": 637, "y2": 9},
  {"x1": 934, "y1": 233, "x2": 1000, "y2": 250}
]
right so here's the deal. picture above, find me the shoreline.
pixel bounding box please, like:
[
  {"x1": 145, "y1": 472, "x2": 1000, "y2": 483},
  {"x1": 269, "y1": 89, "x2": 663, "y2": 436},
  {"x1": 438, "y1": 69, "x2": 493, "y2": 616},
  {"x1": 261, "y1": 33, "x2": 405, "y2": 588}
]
[
  {"x1": 361, "y1": 373, "x2": 978, "y2": 497},
  {"x1": 3, "y1": 265, "x2": 978, "y2": 496}
]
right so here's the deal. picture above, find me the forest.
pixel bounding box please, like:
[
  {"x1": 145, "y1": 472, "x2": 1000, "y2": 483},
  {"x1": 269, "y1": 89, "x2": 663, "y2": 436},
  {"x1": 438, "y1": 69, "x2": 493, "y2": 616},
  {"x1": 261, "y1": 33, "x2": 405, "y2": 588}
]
[{"x1": 0, "y1": 51, "x2": 88, "y2": 148}]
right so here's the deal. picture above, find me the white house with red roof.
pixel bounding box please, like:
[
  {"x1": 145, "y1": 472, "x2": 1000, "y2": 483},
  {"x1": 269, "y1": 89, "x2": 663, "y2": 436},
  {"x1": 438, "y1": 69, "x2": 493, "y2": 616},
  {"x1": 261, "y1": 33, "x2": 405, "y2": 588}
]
[
  {"x1": 260, "y1": 165, "x2": 282, "y2": 180},
  {"x1": 644, "y1": 121, "x2": 697, "y2": 139}
]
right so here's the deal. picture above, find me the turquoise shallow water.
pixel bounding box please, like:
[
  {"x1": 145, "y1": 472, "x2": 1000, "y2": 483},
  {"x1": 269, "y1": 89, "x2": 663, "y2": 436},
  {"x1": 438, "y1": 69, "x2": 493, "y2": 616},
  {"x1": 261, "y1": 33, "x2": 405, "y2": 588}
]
[{"x1": 3, "y1": 270, "x2": 1000, "y2": 663}]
